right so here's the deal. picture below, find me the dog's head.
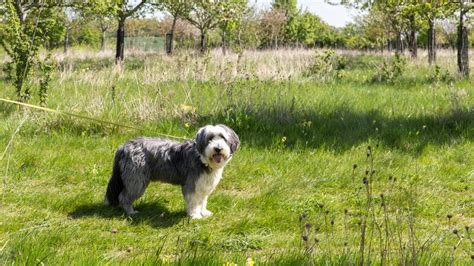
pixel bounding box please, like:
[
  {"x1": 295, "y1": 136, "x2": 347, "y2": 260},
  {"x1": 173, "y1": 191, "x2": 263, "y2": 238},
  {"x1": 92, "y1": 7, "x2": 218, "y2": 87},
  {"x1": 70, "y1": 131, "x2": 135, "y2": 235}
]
[{"x1": 195, "y1": 124, "x2": 240, "y2": 169}]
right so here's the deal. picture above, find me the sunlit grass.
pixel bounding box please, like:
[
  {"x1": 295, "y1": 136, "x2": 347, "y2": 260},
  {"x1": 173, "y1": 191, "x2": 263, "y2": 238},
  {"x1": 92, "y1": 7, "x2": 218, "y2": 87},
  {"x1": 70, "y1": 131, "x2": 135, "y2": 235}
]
[{"x1": 0, "y1": 48, "x2": 473, "y2": 264}]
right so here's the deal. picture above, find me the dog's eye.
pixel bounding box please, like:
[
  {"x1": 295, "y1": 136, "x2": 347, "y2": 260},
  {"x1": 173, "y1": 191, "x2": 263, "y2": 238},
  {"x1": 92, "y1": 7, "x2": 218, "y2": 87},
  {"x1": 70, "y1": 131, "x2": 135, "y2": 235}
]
[
  {"x1": 218, "y1": 134, "x2": 226, "y2": 141},
  {"x1": 206, "y1": 134, "x2": 214, "y2": 142}
]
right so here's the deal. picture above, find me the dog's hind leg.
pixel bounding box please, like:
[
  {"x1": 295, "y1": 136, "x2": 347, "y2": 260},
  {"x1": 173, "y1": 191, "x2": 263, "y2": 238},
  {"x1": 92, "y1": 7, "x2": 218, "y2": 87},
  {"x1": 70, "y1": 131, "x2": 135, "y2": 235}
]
[{"x1": 119, "y1": 177, "x2": 150, "y2": 215}]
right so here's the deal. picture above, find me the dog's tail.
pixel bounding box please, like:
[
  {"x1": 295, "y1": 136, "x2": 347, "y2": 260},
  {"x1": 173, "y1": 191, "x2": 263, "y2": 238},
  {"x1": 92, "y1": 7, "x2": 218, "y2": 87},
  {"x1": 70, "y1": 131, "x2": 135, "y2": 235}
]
[{"x1": 105, "y1": 148, "x2": 124, "y2": 206}]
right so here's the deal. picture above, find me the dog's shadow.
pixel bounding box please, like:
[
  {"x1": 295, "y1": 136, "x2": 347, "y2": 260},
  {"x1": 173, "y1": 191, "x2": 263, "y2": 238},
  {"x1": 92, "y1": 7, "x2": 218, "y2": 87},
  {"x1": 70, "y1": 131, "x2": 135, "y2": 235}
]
[{"x1": 69, "y1": 202, "x2": 187, "y2": 228}]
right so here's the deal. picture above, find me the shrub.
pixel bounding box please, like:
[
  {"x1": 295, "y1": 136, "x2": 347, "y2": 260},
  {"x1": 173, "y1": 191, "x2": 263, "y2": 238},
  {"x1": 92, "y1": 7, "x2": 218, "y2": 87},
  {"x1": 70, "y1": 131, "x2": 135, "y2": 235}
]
[
  {"x1": 427, "y1": 65, "x2": 453, "y2": 83},
  {"x1": 304, "y1": 49, "x2": 346, "y2": 82},
  {"x1": 371, "y1": 53, "x2": 406, "y2": 83}
]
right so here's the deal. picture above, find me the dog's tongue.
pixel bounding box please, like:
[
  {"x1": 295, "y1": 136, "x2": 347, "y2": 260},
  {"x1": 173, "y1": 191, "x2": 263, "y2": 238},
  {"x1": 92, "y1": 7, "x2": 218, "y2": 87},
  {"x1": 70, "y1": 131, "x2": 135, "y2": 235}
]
[{"x1": 212, "y1": 154, "x2": 223, "y2": 163}]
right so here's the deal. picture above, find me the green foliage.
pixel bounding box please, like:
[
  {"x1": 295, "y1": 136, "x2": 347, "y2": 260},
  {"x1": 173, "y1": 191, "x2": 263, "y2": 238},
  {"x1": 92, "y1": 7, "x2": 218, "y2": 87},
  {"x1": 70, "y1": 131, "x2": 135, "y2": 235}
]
[
  {"x1": 371, "y1": 53, "x2": 406, "y2": 83},
  {"x1": 427, "y1": 65, "x2": 453, "y2": 83},
  {"x1": 0, "y1": 1, "x2": 62, "y2": 101},
  {"x1": 38, "y1": 55, "x2": 55, "y2": 106},
  {"x1": 285, "y1": 11, "x2": 335, "y2": 47},
  {"x1": 70, "y1": 25, "x2": 101, "y2": 47},
  {"x1": 304, "y1": 49, "x2": 346, "y2": 82}
]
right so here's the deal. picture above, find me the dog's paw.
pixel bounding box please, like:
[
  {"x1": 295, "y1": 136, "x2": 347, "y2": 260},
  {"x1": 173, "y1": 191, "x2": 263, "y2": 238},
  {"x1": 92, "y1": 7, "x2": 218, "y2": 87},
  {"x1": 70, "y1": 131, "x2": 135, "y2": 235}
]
[
  {"x1": 201, "y1": 209, "x2": 213, "y2": 218},
  {"x1": 189, "y1": 213, "x2": 203, "y2": 219},
  {"x1": 124, "y1": 207, "x2": 139, "y2": 215}
]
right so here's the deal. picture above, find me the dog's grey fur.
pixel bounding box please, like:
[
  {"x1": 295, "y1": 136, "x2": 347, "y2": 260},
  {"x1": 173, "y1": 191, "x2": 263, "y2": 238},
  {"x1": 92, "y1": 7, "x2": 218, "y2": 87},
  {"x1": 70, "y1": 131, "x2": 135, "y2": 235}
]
[{"x1": 105, "y1": 124, "x2": 239, "y2": 219}]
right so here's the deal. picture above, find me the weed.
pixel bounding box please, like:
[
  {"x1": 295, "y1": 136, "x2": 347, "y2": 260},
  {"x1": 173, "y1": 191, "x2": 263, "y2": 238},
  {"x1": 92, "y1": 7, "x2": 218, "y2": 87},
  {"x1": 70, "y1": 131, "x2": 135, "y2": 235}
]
[
  {"x1": 304, "y1": 49, "x2": 346, "y2": 82},
  {"x1": 371, "y1": 53, "x2": 406, "y2": 83}
]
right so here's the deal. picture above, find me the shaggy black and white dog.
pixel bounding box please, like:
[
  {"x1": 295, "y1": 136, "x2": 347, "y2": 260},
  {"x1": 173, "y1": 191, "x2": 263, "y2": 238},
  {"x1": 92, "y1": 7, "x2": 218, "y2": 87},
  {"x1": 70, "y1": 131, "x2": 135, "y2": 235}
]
[{"x1": 105, "y1": 125, "x2": 239, "y2": 219}]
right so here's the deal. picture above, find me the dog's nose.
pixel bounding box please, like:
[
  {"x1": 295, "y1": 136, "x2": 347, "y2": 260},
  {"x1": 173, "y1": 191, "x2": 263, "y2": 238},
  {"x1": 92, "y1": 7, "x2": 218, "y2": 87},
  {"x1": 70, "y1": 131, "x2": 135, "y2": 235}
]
[{"x1": 214, "y1": 147, "x2": 222, "y2": 153}]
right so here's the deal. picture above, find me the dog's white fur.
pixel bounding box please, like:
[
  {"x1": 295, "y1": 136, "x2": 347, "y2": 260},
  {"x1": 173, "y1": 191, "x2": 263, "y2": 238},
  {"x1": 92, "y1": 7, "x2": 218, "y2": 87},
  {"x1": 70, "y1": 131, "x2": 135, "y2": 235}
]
[{"x1": 188, "y1": 126, "x2": 232, "y2": 219}]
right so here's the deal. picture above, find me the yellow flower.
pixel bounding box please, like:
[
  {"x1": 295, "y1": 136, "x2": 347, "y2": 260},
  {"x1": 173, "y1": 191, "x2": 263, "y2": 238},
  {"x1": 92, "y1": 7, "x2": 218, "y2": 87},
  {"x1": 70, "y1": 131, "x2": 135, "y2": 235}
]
[
  {"x1": 161, "y1": 255, "x2": 173, "y2": 264},
  {"x1": 246, "y1": 257, "x2": 255, "y2": 266}
]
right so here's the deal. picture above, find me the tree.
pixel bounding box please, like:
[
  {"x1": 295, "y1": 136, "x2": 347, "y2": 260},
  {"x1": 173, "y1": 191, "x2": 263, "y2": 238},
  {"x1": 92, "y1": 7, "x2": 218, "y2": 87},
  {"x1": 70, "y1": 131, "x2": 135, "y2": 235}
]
[
  {"x1": 0, "y1": 0, "x2": 64, "y2": 102},
  {"x1": 416, "y1": 2, "x2": 454, "y2": 64},
  {"x1": 82, "y1": 0, "x2": 149, "y2": 64},
  {"x1": 154, "y1": 0, "x2": 191, "y2": 55},
  {"x1": 97, "y1": 15, "x2": 114, "y2": 51},
  {"x1": 272, "y1": 0, "x2": 297, "y2": 16},
  {"x1": 236, "y1": 5, "x2": 261, "y2": 49},
  {"x1": 62, "y1": 6, "x2": 82, "y2": 53},
  {"x1": 372, "y1": 2, "x2": 408, "y2": 54},
  {"x1": 330, "y1": 0, "x2": 408, "y2": 52},
  {"x1": 157, "y1": 16, "x2": 199, "y2": 49},
  {"x1": 184, "y1": 0, "x2": 241, "y2": 53},
  {"x1": 114, "y1": 0, "x2": 148, "y2": 64},
  {"x1": 218, "y1": 0, "x2": 247, "y2": 55},
  {"x1": 456, "y1": 1, "x2": 473, "y2": 77},
  {"x1": 400, "y1": 4, "x2": 424, "y2": 58},
  {"x1": 259, "y1": 9, "x2": 287, "y2": 48}
]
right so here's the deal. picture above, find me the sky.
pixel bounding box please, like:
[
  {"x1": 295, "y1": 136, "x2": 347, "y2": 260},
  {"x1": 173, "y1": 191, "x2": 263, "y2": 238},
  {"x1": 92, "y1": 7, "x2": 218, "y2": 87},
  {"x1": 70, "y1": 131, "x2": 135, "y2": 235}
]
[{"x1": 255, "y1": 0, "x2": 359, "y2": 28}]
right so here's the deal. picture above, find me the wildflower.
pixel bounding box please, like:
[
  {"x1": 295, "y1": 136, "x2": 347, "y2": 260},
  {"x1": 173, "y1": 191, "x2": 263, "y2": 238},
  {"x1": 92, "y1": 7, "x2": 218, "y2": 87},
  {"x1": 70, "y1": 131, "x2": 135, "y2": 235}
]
[
  {"x1": 161, "y1": 255, "x2": 173, "y2": 264},
  {"x1": 184, "y1": 123, "x2": 190, "y2": 128},
  {"x1": 246, "y1": 257, "x2": 255, "y2": 266}
]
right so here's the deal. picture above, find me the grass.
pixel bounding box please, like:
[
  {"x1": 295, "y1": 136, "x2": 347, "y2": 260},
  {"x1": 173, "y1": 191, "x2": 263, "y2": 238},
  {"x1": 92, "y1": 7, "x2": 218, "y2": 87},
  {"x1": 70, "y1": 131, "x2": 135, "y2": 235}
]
[{"x1": 0, "y1": 48, "x2": 473, "y2": 265}]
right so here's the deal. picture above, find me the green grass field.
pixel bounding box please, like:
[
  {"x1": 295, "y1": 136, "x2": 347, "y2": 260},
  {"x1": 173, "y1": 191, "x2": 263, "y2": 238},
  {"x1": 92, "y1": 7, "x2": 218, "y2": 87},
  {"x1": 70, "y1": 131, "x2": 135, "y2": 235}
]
[{"x1": 0, "y1": 49, "x2": 473, "y2": 265}]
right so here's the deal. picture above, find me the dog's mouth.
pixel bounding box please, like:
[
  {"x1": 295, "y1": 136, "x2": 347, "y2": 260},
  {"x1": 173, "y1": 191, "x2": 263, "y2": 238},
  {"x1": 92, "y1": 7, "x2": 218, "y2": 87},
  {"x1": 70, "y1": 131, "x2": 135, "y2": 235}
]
[{"x1": 212, "y1": 154, "x2": 224, "y2": 163}]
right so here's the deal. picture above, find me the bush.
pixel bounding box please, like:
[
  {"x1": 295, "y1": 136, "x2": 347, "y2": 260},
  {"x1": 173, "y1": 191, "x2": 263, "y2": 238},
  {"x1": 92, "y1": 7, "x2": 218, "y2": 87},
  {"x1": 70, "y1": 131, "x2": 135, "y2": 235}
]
[
  {"x1": 371, "y1": 53, "x2": 406, "y2": 83},
  {"x1": 304, "y1": 49, "x2": 346, "y2": 82},
  {"x1": 427, "y1": 65, "x2": 453, "y2": 83}
]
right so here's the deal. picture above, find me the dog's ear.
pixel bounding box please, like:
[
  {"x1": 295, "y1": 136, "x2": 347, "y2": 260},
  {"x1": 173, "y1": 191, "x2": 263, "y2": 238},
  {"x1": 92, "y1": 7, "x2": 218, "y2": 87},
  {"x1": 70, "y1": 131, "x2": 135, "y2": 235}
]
[
  {"x1": 218, "y1": 124, "x2": 240, "y2": 154},
  {"x1": 195, "y1": 127, "x2": 207, "y2": 154}
]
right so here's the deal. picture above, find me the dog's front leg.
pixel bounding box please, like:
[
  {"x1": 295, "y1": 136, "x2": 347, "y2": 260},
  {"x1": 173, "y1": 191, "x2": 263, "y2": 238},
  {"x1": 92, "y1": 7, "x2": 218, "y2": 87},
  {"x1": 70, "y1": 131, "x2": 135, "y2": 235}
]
[
  {"x1": 185, "y1": 193, "x2": 205, "y2": 219},
  {"x1": 201, "y1": 195, "x2": 213, "y2": 218}
]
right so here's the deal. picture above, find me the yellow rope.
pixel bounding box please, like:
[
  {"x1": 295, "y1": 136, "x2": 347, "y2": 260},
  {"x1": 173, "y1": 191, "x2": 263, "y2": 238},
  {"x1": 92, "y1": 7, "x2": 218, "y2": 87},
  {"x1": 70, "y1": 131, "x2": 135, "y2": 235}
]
[{"x1": 0, "y1": 97, "x2": 188, "y2": 140}]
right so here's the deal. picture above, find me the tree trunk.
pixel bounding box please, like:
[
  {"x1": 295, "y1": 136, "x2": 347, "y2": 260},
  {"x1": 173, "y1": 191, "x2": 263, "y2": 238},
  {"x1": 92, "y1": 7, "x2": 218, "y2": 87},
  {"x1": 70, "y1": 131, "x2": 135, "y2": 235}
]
[
  {"x1": 457, "y1": 8, "x2": 469, "y2": 77},
  {"x1": 115, "y1": 16, "x2": 126, "y2": 64},
  {"x1": 200, "y1": 30, "x2": 207, "y2": 54},
  {"x1": 428, "y1": 18, "x2": 436, "y2": 64},
  {"x1": 410, "y1": 29, "x2": 417, "y2": 58},
  {"x1": 100, "y1": 29, "x2": 106, "y2": 51},
  {"x1": 237, "y1": 27, "x2": 242, "y2": 48},
  {"x1": 63, "y1": 29, "x2": 69, "y2": 54},
  {"x1": 408, "y1": 14, "x2": 417, "y2": 58},
  {"x1": 221, "y1": 31, "x2": 227, "y2": 55},
  {"x1": 166, "y1": 16, "x2": 177, "y2": 55},
  {"x1": 396, "y1": 31, "x2": 402, "y2": 54},
  {"x1": 387, "y1": 32, "x2": 392, "y2": 52}
]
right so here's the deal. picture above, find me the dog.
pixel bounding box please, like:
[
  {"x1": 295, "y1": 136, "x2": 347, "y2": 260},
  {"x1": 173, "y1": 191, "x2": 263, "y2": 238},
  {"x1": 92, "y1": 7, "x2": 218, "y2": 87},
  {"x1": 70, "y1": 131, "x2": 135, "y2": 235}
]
[{"x1": 104, "y1": 124, "x2": 240, "y2": 219}]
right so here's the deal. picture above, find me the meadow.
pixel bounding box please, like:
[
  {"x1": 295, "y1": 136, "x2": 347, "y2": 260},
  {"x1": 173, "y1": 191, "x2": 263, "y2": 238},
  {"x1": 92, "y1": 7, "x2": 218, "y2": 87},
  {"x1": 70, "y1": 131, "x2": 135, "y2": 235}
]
[{"x1": 0, "y1": 48, "x2": 473, "y2": 265}]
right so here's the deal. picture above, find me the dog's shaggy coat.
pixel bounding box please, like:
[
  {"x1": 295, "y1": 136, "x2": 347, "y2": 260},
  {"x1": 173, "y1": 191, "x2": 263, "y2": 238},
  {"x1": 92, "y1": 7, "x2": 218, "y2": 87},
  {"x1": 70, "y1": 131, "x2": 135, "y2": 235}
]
[{"x1": 105, "y1": 125, "x2": 239, "y2": 219}]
